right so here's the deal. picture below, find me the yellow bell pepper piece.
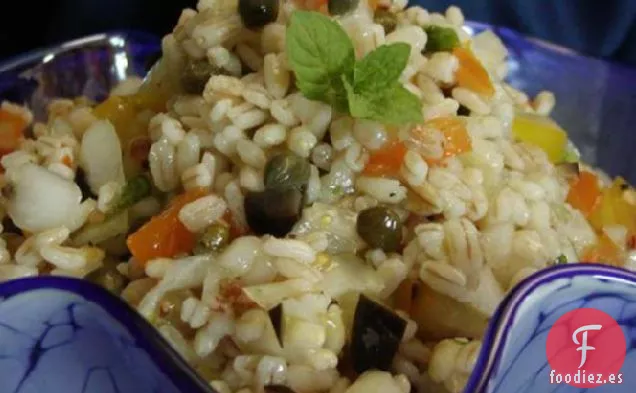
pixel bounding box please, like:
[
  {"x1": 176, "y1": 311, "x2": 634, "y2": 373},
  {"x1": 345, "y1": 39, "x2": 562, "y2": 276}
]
[
  {"x1": 588, "y1": 177, "x2": 636, "y2": 235},
  {"x1": 582, "y1": 232, "x2": 624, "y2": 266},
  {"x1": 511, "y1": 113, "x2": 567, "y2": 163},
  {"x1": 93, "y1": 95, "x2": 151, "y2": 177}
]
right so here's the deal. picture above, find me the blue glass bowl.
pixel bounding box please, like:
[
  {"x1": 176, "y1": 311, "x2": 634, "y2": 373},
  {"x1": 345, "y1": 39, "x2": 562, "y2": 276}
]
[{"x1": 0, "y1": 28, "x2": 636, "y2": 393}]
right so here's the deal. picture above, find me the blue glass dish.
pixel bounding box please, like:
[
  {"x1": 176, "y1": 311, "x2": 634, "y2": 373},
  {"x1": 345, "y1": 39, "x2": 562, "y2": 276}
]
[{"x1": 0, "y1": 28, "x2": 636, "y2": 393}]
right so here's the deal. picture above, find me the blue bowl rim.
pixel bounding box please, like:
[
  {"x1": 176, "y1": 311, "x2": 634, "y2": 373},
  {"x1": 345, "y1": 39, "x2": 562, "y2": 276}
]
[
  {"x1": 464, "y1": 263, "x2": 636, "y2": 392},
  {"x1": 0, "y1": 30, "x2": 160, "y2": 74},
  {"x1": 0, "y1": 276, "x2": 217, "y2": 393}
]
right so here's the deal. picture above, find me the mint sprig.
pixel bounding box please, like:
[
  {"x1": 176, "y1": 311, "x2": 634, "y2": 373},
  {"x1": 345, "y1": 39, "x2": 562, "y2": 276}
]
[{"x1": 286, "y1": 11, "x2": 423, "y2": 126}]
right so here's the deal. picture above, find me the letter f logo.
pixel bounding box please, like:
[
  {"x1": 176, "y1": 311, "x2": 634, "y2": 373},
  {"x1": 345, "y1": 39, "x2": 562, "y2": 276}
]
[{"x1": 572, "y1": 324, "x2": 603, "y2": 369}]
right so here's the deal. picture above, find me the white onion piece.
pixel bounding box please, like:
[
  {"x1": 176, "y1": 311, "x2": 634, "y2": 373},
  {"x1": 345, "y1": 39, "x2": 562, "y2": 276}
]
[
  {"x1": 6, "y1": 164, "x2": 83, "y2": 232},
  {"x1": 319, "y1": 253, "x2": 384, "y2": 298},
  {"x1": 80, "y1": 120, "x2": 125, "y2": 194}
]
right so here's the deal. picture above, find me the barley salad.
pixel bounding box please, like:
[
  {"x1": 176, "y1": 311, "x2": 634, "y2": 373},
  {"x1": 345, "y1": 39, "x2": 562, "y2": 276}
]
[{"x1": 0, "y1": 0, "x2": 634, "y2": 392}]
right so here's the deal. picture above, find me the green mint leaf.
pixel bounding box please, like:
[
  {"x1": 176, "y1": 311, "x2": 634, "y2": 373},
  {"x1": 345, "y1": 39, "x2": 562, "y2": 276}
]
[
  {"x1": 286, "y1": 11, "x2": 355, "y2": 108},
  {"x1": 354, "y1": 43, "x2": 411, "y2": 95},
  {"x1": 343, "y1": 76, "x2": 374, "y2": 118},
  {"x1": 328, "y1": 74, "x2": 350, "y2": 113},
  {"x1": 348, "y1": 83, "x2": 423, "y2": 126},
  {"x1": 371, "y1": 85, "x2": 423, "y2": 125}
]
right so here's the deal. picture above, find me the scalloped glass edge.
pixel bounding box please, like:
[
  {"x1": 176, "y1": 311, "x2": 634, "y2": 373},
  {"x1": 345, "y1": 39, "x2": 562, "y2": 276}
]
[
  {"x1": 1, "y1": 26, "x2": 636, "y2": 393},
  {"x1": 463, "y1": 263, "x2": 636, "y2": 392}
]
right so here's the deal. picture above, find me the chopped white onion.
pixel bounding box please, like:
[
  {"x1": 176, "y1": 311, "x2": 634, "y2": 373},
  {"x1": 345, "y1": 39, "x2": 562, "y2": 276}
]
[
  {"x1": 318, "y1": 253, "x2": 384, "y2": 298},
  {"x1": 6, "y1": 164, "x2": 84, "y2": 233},
  {"x1": 80, "y1": 120, "x2": 126, "y2": 195}
]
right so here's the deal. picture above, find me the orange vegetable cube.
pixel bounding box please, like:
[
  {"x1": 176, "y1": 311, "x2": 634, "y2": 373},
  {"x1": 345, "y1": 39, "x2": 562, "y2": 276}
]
[
  {"x1": 453, "y1": 47, "x2": 495, "y2": 97},
  {"x1": 566, "y1": 171, "x2": 601, "y2": 217},
  {"x1": 0, "y1": 108, "x2": 28, "y2": 157},
  {"x1": 363, "y1": 140, "x2": 408, "y2": 178},
  {"x1": 127, "y1": 188, "x2": 211, "y2": 264},
  {"x1": 410, "y1": 117, "x2": 472, "y2": 165}
]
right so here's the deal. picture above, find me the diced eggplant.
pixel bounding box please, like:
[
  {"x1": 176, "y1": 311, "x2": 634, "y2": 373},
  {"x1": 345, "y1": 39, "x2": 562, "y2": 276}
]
[
  {"x1": 350, "y1": 295, "x2": 407, "y2": 374},
  {"x1": 265, "y1": 386, "x2": 296, "y2": 393},
  {"x1": 269, "y1": 303, "x2": 284, "y2": 346},
  {"x1": 244, "y1": 187, "x2": 303, "y2": 237},
  {"x1": 410, "y1": 283, "x2": 488, "y2": 341}
]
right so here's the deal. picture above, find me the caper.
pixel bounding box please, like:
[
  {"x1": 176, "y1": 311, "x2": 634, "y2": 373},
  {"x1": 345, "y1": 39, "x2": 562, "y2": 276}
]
[
  {"x1": 423, "y1": 25, "x2": 460, "y2": 53},
  {"x1": 198, "y1": 223, "x2": 231, "y2": 252},
  {"x1": 356, "y1": 206, "x2": 403, "y2": 252},
  {"x1": 373, "y1": 8, "x2": 397, "y2": 34},
  {"x1": 264, "y1": 153, "x2": 311, "y2": 191},
  {"x1": 85, "y1": 262, "x2": 128, "y2": 295},
  {"x1": 245, "y1": 187, "x2": 303, "y2": 237},
  {"x1": 181, "y1": 59, "x2": 223, "y2": 94},
  {"x1": 239, "y1": 0, "x2": 280, "y2": 29},
  {"x1": 328, "y1": 0, "x2": 359, "y2": 16}
]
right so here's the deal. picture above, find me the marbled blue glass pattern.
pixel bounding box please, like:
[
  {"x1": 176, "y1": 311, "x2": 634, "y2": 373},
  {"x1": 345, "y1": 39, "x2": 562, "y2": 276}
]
[
  {"x1": 466, "y1": 264, "x2": 636, "y2": 393},
  {"x1": 0, "y1": 278, "x2": 215, "y2": 393}
]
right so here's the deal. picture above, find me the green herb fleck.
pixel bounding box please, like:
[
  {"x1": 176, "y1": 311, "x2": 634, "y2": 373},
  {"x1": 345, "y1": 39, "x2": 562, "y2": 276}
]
[
  {"x1": 424, "y1": 25, "x2": 460, "y2": 52},
  {"x1": 286, "y1": 11, "x2": 423, "y2": 125},
  {"x1": 108, "y1": 175, "x2": 152, "y2": 215},
  {"x1": 561, "y1": 142, "x2": 580, "y2": 163},
  {"x1": 552, "y1": 254, "x2": 568, "y2": 265}
]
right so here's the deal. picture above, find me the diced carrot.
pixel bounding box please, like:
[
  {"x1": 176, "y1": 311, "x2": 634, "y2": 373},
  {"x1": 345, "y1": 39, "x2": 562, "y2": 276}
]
[
  {"x1": 61, "y1": 155, "x2": 73, "y2": 168},
  {"x1": 0, "y1": 108, "x2": 28, "y2": 157},
  {"x1": 410, "y1": 117, "x2": 472, "y2": 165},
  {"x1": 363, "y1": 140, "x2": 408, "y2": 178},
  {"x1": 294, "y1": 0, "x2": 327, "y2": 11},
  {"x1": 566, "y1": 171, "x2": 602, "y2": 217},
  {"x1": 127, "y1": 188, "x2": 209, "y2": 265},
  {"x1": 582, "y1": 233, "x2": 624, "y2": 266},
  {"x1": 453, "y1": 47, "x2": 495, "y2": 97}
]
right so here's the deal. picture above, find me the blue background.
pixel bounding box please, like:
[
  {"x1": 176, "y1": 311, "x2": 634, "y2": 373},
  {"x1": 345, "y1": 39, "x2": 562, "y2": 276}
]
[{"x1": 1, "y1": 0, "x2": 636, "y2": 67}]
